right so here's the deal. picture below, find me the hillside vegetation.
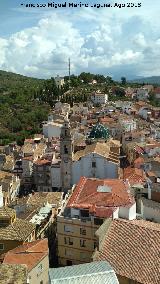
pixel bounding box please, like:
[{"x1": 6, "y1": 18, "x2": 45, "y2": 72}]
[
  {"x1": 0, "y1": 70, "x2": 44, "y2": 91},
  {"x1": 0, "y1": 70, "x2": 50, "y2": 146}
]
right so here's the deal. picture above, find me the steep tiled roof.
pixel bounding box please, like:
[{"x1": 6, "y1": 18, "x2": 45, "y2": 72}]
[
  {"x1": 27, "y1": 192, "x2": 63, "y2": 208},
  {"x1": 67, "y1": 177, "x2": 134, "y2": 217},
  {"x1": 3, "y1": 239, "x2": 48, "y2": 271},
  {"x1": 99, "y1": 117, "x2": 115, "y2": 124},
  {"x1": 22, "y1": 156, "x2": 33, "y2": 161},
  {"x1": 0, "y1": 264, "x2": 27, "y2": 284},
  {"x1": 122, "y1": 167, "x2": 146, "y2": 186},
  {"x1": 22, "y1": 143, "x2": 33, "y2": 154},
  {"x1": 0, "y1": 218, "x2": 35, "y2": 241},
  {"x1": 97, "y1": 219, "x2": 160, "y2": 284},
  {"x1": 0, "y1": 207, "x2": 15, "y2": 218},
  {"x1": 0, "y1": 171, "x2": 13, "y2": 180},
  {"x1": 73, "y1": 142, "x2": 119, "y2": 163},
  {"x1": 34, "y1": 158, "x2": 51, "y2": 166},
  {"x1": 134, "y1": 156, "x2": 145, "y2": 164},
  {"x1": 2, "y1": 155, "x2": 14, "y2": 172}
]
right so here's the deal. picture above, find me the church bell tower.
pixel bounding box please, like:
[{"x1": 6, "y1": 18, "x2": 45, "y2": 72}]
[{"x1": 60, "y1": 117, "x2": 73, "y2": 192}]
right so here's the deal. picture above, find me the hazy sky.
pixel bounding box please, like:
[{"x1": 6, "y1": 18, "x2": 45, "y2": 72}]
[{"x1": 0, "y1": 0, "x2": 160, "y2": 79}]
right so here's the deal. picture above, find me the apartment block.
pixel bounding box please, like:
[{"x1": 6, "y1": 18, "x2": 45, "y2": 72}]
[{"x1": 57, "y1": 176, "x2": 136, "y2": 266}]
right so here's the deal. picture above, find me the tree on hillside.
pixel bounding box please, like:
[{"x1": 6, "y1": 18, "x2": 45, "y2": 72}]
[
  {"x1": 37, "y1": 78, "x2": 60, "y2": 107},
  {"x1": 106, "y1": 76, "x2": 115, "y2": 85},
  {"x1": 114, "y1": 87, "x2": 126, "y2": 97},
  {"x1": 121, "y1": 77, "x2": 127, "y2": 85},
  {"x1": 79, "y1": 72, "x2": 94, "y2": 83},
  {"x1": 94, "y1": 74, "x2": 106, "y2": 83}
]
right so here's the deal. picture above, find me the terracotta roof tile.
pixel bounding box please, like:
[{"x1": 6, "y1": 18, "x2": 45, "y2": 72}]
[
  {"x1": 22, "y1": 156, "x2": 33, "y2": 161},
  {"x1": 99, "y1": 117, "x2": 115, "y2": 124},
  {"x1": 34, "y1": 159, "x2": 51, "y2": 166},
  {"x1": 3, "y1": 239, "x2": 48, "y2": 271},
  {"x1": 134, "y1": 157, "x2": 145, "y2": 164},
  {"x1": 67, "y1": 177, "x2": 134, "y2": 218},
  {"x1": 122, "y1": 167, "x2": 146, "y2": 186},
  {"x1": 97, "y1": 219, "x2": 160, "y2": 284}
]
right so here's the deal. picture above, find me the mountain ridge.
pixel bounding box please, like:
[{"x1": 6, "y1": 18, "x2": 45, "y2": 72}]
[{"x1": 131, "y1": 76, "x2": 160, "y2": 85}]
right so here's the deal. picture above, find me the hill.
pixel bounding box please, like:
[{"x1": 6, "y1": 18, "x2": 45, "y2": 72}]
[
  {"x1": 0, "y1": 70, "x2": 44, "y2": 92},
  {"x1": 132, "y1": 76, "x2": 160, "y2": 85},
  {"x1": 0, "y1": 70, "x2": 50, "y2": 146}
]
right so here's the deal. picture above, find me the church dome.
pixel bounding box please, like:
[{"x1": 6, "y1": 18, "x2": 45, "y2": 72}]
[{"x1": 88, "y1": 123, "x2": 110, "y2": 139}]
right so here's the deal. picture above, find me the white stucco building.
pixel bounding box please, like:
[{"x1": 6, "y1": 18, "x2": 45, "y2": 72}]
[
  {"x1": 54, "y1": 75, "x2": 65, "y2": 89},
  {"x1": 22, "y1": 157, "x2": 33, "y2": 186},
  {"x1": 136, "y1": 88, "x2": 149, "y2": 101},
  {"x1": 50, "y1": 160, "x2": 61, "y2": 189},
  {"x1": 43, "y1": 122, "x2": 63, "y2": 139},
  {"x1": 119, "y1": 118, "x2": 137, "y2": 132},
  {"x1": 122, "y1": 102, "x2": 133, "y2": 115},
  {"x1": 91, "y1": 91, "x2": 108, "y2": 105},
  {"x1": 72, "y1": 142, "x2": 120, "y2": 185},
  {"x1": 138, "y1": 106, "x2": 152, "y2": 120}
]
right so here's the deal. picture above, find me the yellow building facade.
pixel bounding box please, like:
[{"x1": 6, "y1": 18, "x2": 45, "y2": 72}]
[{"x1": 57, "y1": 214, "x2": 101, "y2": 266}]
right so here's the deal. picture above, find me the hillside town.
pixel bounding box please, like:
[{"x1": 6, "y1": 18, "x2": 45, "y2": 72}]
[{"x1": 0, "y1": 76, "x2": 160, "y2": 284}]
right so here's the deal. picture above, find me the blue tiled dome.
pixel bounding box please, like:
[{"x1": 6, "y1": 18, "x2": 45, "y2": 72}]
[{"x1": 88, "y1": 123, "x2": 110, "y2": 139}]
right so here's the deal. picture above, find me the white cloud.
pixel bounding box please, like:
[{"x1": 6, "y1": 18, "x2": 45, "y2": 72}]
[
  {"x1": 132, "y1": 33, "x2": 147, "y2": 48},
  {"x1": 0, "y1": 2, "x2": 160, "y2": 79}
]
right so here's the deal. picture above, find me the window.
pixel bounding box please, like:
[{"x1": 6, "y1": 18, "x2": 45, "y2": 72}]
[
  {"x1": 94, "y1": 241, "x2": 98, "y2": 249},
  {"x1": 73, "y1": 215, "x2": 79, "y2": 219},
  {"x1": 64, "y1": 145, "x2": 68, "y2": 154},
  {"x1": 80, "y1": 228, "x2": 86, "y2": 235},
  {"x1": 64, "y1": 237, "x2": 73, "y2": 245},
  {"x1": 80, "y1": 239, "x2": 86, "y2": 247},
  {"x1": 37, "y1": 264, "x2": 43, "y2": 276},
  {"x1": 0, "y1": 243, "x2": 4, "y2": 250},
  {"x1": 80, "y1": 210, "x2": 89, "y2": 218},
  {"x1": 64, "y1": 225, "x2": 73, "y2": 233},
  {"x1": 94, "y1": 218, "x2": 103, "y2": 226},
  {"x1": 92, "y1": 161, "x2": 96, "y2": 168}
]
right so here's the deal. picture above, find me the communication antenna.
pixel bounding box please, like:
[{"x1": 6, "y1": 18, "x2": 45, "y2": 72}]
[{"x1": 68, "y1": 57, "x2": 71, "y2": 89}]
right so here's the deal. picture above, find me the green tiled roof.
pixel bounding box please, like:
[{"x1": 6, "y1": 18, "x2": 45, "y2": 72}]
[
  {"x1": 89, "y1": 123, "x2": 110, "y2": 139},
  {"x1": 49, "y1": 261, "x2": 119, "y2": 284}
]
